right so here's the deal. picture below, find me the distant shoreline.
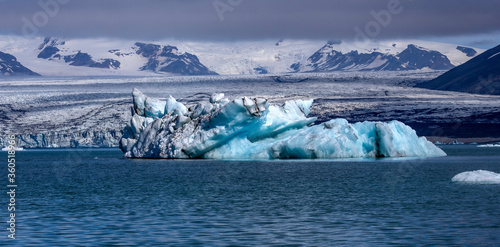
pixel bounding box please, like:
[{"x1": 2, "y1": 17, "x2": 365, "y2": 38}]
[{"x1": 425, "y1": 136, "x2": 500, "y2": 145}]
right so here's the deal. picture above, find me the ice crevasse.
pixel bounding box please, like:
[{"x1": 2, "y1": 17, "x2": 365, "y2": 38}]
[{"x1": 119, "y1": 89, "x2": 446, "y2": 159}]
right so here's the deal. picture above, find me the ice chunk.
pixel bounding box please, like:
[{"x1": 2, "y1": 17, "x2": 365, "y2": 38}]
[
  {"x1": 183, "y1": 97, "x2": 266, "y2": 158},
  {"x1": 375, "y1": 121, "x2": 447, "y2": 157},
  {"x1": 120, "y1": 90, "x2": 446, "y2": 159},
  {"x1": 144, "y1": 97, "x2": 166, "y2": 118},
  {"x1": 166, "y1": 96, "x2": 187, "y2": 116},
  {"x1": 130, "y1": 114, "x2": 145, "y2": 138},
  {"x1": 452, "y1": 170, "x2": 500, "y2": 184},
  {"x1": 477, "y1": 144, "x2": 500, "y2": 147},
  {"x1": 132, "y1": 88, "x2": 146, "y2": 116},
  {"x1": 210, "y1": 93, "x2": 225, "y2": 103},
  {"x1": 132, "y1": 89, "x2": 187, "y2": 118},
  {"x1": 269, "y1": 119, "x2": 446, "y2": 159}
]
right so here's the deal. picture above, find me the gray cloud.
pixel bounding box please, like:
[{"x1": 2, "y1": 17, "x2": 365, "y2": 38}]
[{"x1": 0, "y1": 0, "x2": 499, "y2": 42}]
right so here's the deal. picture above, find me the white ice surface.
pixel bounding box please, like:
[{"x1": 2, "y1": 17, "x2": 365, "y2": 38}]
[
  {"x1": 452, "y1": 170, "x2": 500, "y2": 184},
  {"x1": 477, "y1": 144, "x2": 500, "y2": 148}
]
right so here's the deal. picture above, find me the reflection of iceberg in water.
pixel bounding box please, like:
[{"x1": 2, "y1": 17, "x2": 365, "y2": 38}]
[
  {"x1": 119, "y1": 89, "x2": 446, "y2": 159},
  {"x1": 452, "y1": 170, "x2": 500, "y2": 184}
]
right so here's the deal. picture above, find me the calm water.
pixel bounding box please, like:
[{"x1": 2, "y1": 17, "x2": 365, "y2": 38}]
[{"x1": 1, "y1": 145, "x2": 499, "y2": 246}]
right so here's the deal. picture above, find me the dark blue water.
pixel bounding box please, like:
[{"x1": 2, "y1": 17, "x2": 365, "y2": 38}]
[{"x1": 2, "y1": 146, "x2": 499, "y2": 246}]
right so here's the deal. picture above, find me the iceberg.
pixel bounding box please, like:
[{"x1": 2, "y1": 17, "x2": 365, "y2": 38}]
[
  {"x1": 119, "y1": 89, "x2": 446, "y2": 159},
  {"x1": 477, "y1": 144, "x2": 500, "y2": 148},
  {"x1": 452, "y1": 170, "x2": 500, "y2": 184}
]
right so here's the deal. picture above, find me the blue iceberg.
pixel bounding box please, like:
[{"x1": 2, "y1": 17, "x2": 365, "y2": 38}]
[{"x1": 120, "y1": 89, "x2": 446, "y2": 159}]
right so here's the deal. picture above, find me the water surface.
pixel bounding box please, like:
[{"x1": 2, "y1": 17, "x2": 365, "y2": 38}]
[{"x1": 2, "y1": 145, "x2": 499, "y2": 246}]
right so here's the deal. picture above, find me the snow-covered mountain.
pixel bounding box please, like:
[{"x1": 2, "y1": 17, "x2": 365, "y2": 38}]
[
  {"x1": 0, "y1": 51, "x2": 40, "y2": 76},
  {"x1": 0, "y1": 35, "x2": 484, "y2": 76},
  {"x1": 292, "y1": 43, "x2": 466, "y2": 72},
  {"x1": 37, "y1": 37, "x2": 121, "y2": 69},
  {"x1": 134, "y1": 42, "x2": 217, "y2": 75},
  {"x1": 33, "y1": 37, "x2": 216, "y2": 75}
]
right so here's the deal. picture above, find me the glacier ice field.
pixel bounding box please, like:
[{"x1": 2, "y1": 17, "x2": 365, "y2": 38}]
[
  {"x1": 3, "y1": 72, "x2": 500, "y2": 149},
  {"x1": 120, "y1": 89, "x2": 446, "y2": 159}
]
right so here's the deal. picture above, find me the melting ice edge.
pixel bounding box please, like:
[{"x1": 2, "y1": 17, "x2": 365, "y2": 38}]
[{"x1": 119, "y1": 89, "x2": 446, "y2": 159}]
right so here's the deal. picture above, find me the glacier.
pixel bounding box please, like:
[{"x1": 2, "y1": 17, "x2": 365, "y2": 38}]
[
  {"x1": 452, "y1": 170, "x2": 500, "y2": 184},
  {"x1": 119, "y1": 89, "x2": 446, "y2": 159}
]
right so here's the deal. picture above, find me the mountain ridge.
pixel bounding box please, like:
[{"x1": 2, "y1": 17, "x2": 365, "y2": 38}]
[
  {"x1": 134, "y1": 42, "x2": 218, "y2": 75},
  {"x1": 291, "y1": 44, "x2": 455, "y2": 72},
  {"x1": 0, "y1": 35, "x2": 484, "y2": 76}
]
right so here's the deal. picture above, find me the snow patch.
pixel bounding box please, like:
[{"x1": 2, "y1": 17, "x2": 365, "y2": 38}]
[{"x1": 488, "y1": 52, "x2": 500, "y2": 60}]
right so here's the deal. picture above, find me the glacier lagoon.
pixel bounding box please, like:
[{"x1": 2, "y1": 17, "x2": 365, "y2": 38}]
[
  {"x1": 120, "y1": 89, "x2": 445, "y2": 159},
  {"x1": 4, "y1": 145, "x2": 500, "y2": 246}
]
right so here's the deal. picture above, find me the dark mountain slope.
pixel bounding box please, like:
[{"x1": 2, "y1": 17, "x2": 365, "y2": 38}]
[
  {"x1": 0, "y1": 52, "x2": 40, "y2": 76},
  {"x1": 419, "y1": 44, "x2": 500, "y2": 95}
]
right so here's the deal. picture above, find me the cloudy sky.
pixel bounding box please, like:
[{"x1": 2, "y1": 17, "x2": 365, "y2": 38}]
[{"x1": 1, "y1": 0, "x2": 499, "y2": 48}]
